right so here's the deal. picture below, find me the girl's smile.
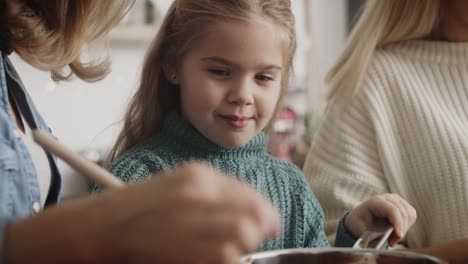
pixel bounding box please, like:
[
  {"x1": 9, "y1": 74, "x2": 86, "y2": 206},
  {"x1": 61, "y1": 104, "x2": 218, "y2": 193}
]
[{"x1": 217, "y1": 114, "x2": 254, "y2": 129}]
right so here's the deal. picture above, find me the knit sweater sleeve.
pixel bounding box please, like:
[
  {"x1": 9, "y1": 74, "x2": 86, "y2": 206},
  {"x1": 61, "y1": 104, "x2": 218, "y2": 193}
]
[
  {"x1": 278, "y1": 163, "x2": 357, "y2": 248},
  {"x1": 280, "y1": 163, "x2": 329, "y2": 249},
  {"x1": 303, "y1": 74, "x2": 389, "y2": 245},
  {"x1": 300, "y1": 192, "x2": 330, "y2": 248},
  {"x1": 93, "y1": 147, "x2": 168, "y2": 192},
  {"x1": 297, "y1": 176, "x2": 356, "y2": 248}
]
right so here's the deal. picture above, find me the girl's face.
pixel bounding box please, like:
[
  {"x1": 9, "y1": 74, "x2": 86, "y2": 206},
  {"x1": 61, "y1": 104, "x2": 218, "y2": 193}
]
[{"x1": 174, "y1": 19, "x2": 287, "y2": 148}]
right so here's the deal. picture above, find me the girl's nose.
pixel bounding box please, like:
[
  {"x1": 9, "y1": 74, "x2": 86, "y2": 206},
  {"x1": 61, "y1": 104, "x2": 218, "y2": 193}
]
[{"x1": 227, "y1": 79, "x2": 254, "y2": 106}]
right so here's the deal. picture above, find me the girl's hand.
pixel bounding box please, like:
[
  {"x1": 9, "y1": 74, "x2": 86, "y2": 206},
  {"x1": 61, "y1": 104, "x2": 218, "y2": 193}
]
[{"x1": 344, "y1": 193, "x2": 417, "y2": 246}]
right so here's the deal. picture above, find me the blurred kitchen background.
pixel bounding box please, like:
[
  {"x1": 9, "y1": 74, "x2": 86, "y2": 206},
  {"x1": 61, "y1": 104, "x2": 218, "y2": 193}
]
[{"x1": 11, "y1": 0, "x2": 365, "y2": 199}]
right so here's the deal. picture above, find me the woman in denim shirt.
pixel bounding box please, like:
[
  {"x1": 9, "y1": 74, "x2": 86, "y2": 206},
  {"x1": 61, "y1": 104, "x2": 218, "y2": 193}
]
[{"x1": 0, "y1": 1, "x2": 282, "y2": 263}]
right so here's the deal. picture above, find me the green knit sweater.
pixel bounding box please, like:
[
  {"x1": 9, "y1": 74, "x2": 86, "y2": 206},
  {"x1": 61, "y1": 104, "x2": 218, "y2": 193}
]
[{"x1": 103, "y1": 113, "x2": 355, "y2": 250}]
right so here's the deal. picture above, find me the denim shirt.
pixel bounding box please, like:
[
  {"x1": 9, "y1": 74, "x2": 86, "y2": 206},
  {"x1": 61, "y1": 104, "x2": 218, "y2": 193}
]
[{"x1": 0, "y1": 52, "x2": 53, "y2": 262}]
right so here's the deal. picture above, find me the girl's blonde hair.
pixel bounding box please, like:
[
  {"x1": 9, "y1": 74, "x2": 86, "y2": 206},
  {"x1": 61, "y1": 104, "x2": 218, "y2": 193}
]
[
  {"x1": 1, "y1": 0, "x2": 134, "y2": 81},
  {"x1": 327, "y1": 0, "x2": 440, "y2": 104},
  {"x1": 110, "y1": 0, "x2": 296, "y2": 161}
]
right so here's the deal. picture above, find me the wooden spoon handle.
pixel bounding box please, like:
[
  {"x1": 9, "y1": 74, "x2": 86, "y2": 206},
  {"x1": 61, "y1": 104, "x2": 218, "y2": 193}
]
[{"x1": 32, "y1": 129, "x2": 125, "y2": 190}]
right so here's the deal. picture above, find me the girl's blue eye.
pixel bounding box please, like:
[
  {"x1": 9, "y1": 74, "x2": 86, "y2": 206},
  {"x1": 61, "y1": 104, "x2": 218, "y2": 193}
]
[{"x1": 209, "y1": 69, "x2": 230, "y2": 76}]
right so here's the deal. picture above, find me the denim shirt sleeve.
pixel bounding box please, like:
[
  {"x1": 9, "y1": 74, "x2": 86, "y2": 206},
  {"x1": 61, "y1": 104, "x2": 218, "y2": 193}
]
[
  {"x1": 0, "y1": 142, "x2": 17, "y2": 264},
  {"x1": 0, "y1": 53, "x2": 42, "y2": 263}
]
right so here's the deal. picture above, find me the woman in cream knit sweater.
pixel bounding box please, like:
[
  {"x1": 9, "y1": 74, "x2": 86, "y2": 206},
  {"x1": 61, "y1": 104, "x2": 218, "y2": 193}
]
[{"x1": 304, "y1": 0, "x2": 468, "y2": 261}]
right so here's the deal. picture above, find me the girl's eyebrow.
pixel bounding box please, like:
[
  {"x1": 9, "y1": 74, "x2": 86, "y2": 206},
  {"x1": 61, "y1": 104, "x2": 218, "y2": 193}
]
[
  {"x1": 201, "y1": 56, "x2": 233, "y2": 66},
  {"x1": 201, "y1": 56, "x2": 282, "y2": 71}
]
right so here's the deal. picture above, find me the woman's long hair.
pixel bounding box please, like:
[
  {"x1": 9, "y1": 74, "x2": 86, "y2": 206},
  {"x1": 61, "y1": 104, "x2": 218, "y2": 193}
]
[{"x1": 327, "y1": 0, "x2": 440, "y2": 105}]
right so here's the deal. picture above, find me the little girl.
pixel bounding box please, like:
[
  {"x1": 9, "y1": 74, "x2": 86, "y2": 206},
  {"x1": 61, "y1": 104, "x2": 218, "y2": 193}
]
[{"x1": 98, "y1": 0, "x2": 416, "y2": 251}]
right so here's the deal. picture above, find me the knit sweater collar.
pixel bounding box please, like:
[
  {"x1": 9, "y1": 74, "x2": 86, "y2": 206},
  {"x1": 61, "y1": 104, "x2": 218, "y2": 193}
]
[
  {"x1": 386, "y1": 39, "x2": 468, "y2": 64},
  {"x1": 153, "y1": 112, "x2": 267, "y2": 156}
]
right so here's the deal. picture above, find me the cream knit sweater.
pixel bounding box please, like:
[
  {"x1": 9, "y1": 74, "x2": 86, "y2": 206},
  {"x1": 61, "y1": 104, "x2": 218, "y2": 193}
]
[{"x1": 304, "y1": 40, "x2": 468, "y2": 248}]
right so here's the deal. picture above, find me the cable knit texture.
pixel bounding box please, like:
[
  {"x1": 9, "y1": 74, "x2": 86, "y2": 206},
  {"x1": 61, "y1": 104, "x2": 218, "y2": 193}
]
[
  {"x1": 104, "y1": 112, "x2": 355, "y2": 251},
  {"x1": 304, "y1": 40, "x2": 468, "y2": 248}
]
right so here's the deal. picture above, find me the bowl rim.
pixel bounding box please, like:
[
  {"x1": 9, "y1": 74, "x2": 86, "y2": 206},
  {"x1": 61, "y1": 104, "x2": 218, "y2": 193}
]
[{"x1": 241, "y1": 248, "x2": 445, "y2": 263}]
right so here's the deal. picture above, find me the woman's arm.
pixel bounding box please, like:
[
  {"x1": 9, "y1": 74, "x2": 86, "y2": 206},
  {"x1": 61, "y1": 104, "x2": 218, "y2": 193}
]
[{"x1": 5, "y1": 163, "x2": 281, "y2": 264}]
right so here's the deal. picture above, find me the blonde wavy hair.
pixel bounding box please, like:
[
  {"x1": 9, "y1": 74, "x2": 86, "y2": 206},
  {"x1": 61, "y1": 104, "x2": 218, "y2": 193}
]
[
  {"x1": 110, "y1": 0, "x2": 296, "y2": 161},
  {"x1": 327, "y1": 0, "x2": 440, "y2": 104},
  {"x1": 0, "y1": 0, "x2": 134, "y2": 81}
]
